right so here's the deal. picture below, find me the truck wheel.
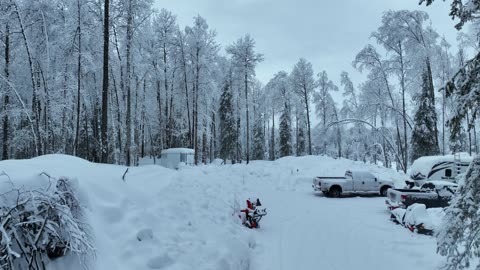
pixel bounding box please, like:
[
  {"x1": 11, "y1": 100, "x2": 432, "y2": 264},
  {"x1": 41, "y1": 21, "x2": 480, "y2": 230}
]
[
  {"x1": 380, "y1": 186, "x2": 390, "y2": 197},
  {"x1": 329, "y1": 187, "x2": 341, "y2": 198}
]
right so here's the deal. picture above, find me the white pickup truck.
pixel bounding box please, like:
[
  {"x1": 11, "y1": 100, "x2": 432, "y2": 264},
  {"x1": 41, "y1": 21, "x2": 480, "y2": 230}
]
[{"x1": 312, "y1": 170, "x2": 394, "y2": 198}]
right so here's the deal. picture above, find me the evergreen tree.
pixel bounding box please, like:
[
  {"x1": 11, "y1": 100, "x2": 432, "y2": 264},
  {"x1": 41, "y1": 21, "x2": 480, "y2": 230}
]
[
  {"x1": 279, "y1": 102, "x2": 292, "y2": 157},
  {"x1": 297, "y1": 126, "x2": 306, "y2": 156},
  {"x1": 437, "y1": 155, "x2": 480, "y2": 269},
  {"x1": 269, "y1": 120, "x2": 276, "y2": 160},
  {"x1": 411, "y1": 63, "x2": 440, "y2": 161},
  {"x1": 252, "y1": 116, "x2": 265, "y2": 160},
  {"x1": 219, "y1": 82, "x2": 235, "y2": 163}
]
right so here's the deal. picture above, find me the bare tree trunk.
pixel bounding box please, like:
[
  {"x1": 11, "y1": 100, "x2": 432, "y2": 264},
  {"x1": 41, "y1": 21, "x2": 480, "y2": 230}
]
[
  {"x1": 295, "y1": 112, "x2": 299, "y2": 156},
  {"x1": 156, "y1": 79, "x2": 163, "y2": 151},
  {"x1": 163, "y1": 44, "x2": 170, "y2": 148},
  {"x1": 381, "y1": 112, "x2": 389, "y2": 168},
  {"x1": 245, "y1": 73, "x2": 250, "y2": 164},
  {"x1": 193, "y1": 48, "x2": 200, "y2": 165},
  {"x1": 474, "y1": 121, "x2": 479, "y2": 154},
  {"x1": 270, "y1": 109, "x2": 275, "y2": 160},
  {"x1": 110, "y1": 68, "x2": 122, "y2": 159},
  {"x1": 74, "y1": 0, "x2": 82, "y2": 155},
  {"x1": 210, "y1": 111, "x2": 216, "y2": 160},
  {"x1": 125, "y1": 0, "x2": 133, "y2": 166},
  {"x1": 264, "y1": 112, "x2": 267, "y2": 157},
  {"x1": 442, "y1": 83, "x2": 446, "y2": 155},
  {"x1": 426, "y1": 59, "x2": 439, "y2": 150},
  {"x1": 178, "y1": 33, "x2": 192, "y2": 148},
  {"x1": 13, "y1": 1, "x2": 40, "y2": 156},
  {"x1": 83, "y1": 103, "x2": 89, "y2": 158},
  {"x1": 2, "y1": 23, "x2": 10, "y2": 160},
  {"x1": 183, "y1": 64, "x2": 191, "y2": 147},
  {"x1": 398, "y1": 43, "x2": 408, "y2": 170},
  {"x1": 168, "y1": 68, "x2": 175, "y2": 147},
  {"x1": 304, "y1": 86, "x2": 312, "y2": 155},
  {"x1": 467, "y1": 111, "x2": 472, "y2": 156},
  {"x1": 100, "y1": 0, "x2": 110, "y2": 163},
  {"x1": 334, "y1": 109, "x2": 341, "y2": 158},
  {"x1": 61, "y1": 64, "x2": 68, "y2": 153}
]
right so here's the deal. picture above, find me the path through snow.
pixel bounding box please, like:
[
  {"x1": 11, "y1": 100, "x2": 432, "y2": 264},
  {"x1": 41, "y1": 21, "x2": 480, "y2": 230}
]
[{"x1": 252, "y1": 189, "x2": 445, "y2": 270}]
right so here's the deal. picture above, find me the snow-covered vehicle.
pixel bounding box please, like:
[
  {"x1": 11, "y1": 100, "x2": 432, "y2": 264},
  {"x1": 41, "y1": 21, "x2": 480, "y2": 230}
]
[
  {"x1": 385, "y1": 181, "x2": 456, "y2": 210},
  {"x1": 390, "y1": 203, "x2": 445, "y2": 235},
  {"x1": 312, "y1": 170, "x2": 394, "y2": 198},
  {"x1": 410, "y1": 152, "x2": 473, "y2": 186}
]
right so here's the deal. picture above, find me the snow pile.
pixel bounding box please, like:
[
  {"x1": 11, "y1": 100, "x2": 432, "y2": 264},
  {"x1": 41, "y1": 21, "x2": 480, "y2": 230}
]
[{"x1": 0, "y1": 155, "x2": 253, "y2": 270}]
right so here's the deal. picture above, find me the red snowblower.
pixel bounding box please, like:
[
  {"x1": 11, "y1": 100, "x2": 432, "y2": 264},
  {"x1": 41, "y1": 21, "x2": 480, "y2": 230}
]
[{"x1": 239, "y1": 198, "x2": 267, "y2": 229}]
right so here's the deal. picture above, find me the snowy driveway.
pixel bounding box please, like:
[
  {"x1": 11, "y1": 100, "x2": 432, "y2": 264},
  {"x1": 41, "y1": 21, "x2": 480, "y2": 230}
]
[{"x1": 252, "y1": 190, "x2": 444, "y2": 270}]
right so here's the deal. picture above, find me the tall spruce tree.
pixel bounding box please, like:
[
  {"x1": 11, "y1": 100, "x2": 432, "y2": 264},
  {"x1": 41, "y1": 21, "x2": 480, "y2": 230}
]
[
  {"x1": 101, "y1": 0, "x2": 110, "y2": 163},
  {"x1": 411, "y1": 63, "x2": 440, "y2": 161},
  {"x1": 279, "y1": 102, "x2": 292, "y2": 157},
  {"x1": 437, "y1": 155, "x2": 480, "y2": 269},
  {"x1": 252, "y1": 117, "x2": 265, "y2": 160},
  {"x1": 219, "y1": 81, "x2": 235, "y2": 163},
  {"x1": 297, "y1": 127, "x2": 306, "y2": 156}
]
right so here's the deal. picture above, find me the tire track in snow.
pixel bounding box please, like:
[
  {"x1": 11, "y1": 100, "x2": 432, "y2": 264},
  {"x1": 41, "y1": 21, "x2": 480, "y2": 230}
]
[{"x1": 252, "y1": 190, "x2": 445, "y2": 270}]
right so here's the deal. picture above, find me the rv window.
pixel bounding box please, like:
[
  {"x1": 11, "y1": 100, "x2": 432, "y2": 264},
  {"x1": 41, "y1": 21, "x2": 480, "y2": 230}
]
[{"x1": 445, "y1": 169, "x2": 452, "y2": 177}]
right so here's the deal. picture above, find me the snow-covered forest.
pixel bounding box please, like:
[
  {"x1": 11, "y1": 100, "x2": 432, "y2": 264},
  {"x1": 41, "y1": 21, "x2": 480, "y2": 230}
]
[
  {"x1": 5, "y1": 1, "x2": 480, "y2": 270},
  {"x1": 0, "y1": 0, "x2": 478, "y2": 170}
]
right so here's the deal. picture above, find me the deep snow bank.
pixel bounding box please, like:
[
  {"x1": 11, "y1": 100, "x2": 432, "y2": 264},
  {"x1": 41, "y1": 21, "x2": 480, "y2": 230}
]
[
  {"x1": 0, "y1": 154, "x2": 407, "y2": 269},
  {"x1": 0, "y1": 155, "x2": 253, "y2": 270}
]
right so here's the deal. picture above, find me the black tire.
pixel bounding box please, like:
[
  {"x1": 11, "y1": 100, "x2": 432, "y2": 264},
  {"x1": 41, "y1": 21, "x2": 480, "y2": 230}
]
[
  {"x1": 380, "y1": 186, "x2": 390, "y2": 197},
  {"x1": 329, "y1": 186, "x2": 341, "y2": 198}
]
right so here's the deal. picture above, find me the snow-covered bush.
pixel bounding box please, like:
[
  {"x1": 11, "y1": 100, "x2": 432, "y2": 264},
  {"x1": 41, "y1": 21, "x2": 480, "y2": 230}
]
[{"x1": 0, "y1": 174, "x2": 94, "y2": 270}]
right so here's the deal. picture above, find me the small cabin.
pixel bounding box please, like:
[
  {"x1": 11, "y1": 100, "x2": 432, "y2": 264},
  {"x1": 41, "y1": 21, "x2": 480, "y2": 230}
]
[{"x1": 160, "y1": 148, "x2": 195, "y2": 169}]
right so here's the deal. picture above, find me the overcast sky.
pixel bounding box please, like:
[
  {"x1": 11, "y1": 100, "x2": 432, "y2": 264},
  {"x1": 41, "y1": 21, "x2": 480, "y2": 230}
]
[{"x1": 154, "y1": 0, "x2": 463, "y2": 90}]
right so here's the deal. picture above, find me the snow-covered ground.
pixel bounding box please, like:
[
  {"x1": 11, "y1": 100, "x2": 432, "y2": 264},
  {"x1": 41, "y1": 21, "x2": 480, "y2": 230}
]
[{"x1": 0, "y1": 155, "x2": 448, "y2": 269}]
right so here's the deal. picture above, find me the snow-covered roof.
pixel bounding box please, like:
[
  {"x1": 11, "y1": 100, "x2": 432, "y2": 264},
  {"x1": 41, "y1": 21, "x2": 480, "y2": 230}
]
[
  {"x1": 410, "y1": 153, "x2": 474, "y2": 178},
  {"x1": 425, "y1": 180, "x2": 458, "y2": 187},
  {"x1": 161, "y1": 148, "x2": 195, "y2": 154}
]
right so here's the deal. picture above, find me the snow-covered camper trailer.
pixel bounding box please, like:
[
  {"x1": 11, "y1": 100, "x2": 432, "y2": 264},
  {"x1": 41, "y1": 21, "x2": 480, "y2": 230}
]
[
  {"x1": 410, "y1": 152, "x2": 474, "y2": 186},
  {"x1": 160, "y1": 148, "x2": 195, "y2": 169}
]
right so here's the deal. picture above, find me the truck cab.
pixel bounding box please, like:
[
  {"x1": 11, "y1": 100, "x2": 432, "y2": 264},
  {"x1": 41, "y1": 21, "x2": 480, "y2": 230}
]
[{"x1": 313, "y1": 170, "x2": 394, "y2": 198}]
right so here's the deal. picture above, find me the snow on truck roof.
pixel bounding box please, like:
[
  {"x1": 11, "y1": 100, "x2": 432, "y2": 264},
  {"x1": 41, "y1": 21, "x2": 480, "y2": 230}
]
[
  {"x1": 410, "y1": 153, "x2": 474, "y2": 177},
  {"x1": 161, "y1": 148, "x2": 195, "y2": 154}
]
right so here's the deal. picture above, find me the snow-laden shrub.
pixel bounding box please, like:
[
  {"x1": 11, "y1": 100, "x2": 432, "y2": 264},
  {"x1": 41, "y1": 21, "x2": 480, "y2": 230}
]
[{"x1": 0, "y1": 174, "x2": 94, "y2": 270}]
